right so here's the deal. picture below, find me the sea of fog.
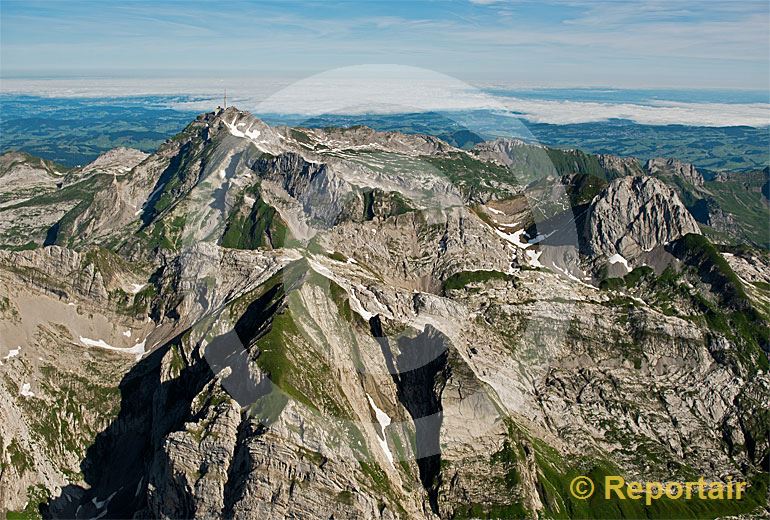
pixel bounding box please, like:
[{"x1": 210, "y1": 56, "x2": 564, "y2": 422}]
[{"x1": 1, "y1": 80, "x2": 768, "y2": 169}]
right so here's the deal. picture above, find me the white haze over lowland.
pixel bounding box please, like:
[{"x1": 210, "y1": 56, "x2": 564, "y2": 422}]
[
  {"x1": 2, "y1": 66, "x2": 768, "y2": 128},
  {"x1": 495, "y1": 99, "x2": 770, "y2": 127}
]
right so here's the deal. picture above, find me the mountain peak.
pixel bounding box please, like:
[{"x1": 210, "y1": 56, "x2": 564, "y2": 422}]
[
  {"x1": 645, "y1": 157, "x2": 704, "y2": 187},
  {"x1": 81, "y1": 147, "x2": 149, "y2": 174},
  {"x1": 585, "y1": 175, "x2": 701, "y2": 259}
]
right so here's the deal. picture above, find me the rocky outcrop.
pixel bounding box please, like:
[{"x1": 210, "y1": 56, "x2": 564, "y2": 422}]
[
  {"x1": 646, "y1": 157, "x2": 704, "y2": 187},
  {"x1": 689, "y1": 196, "x2": 738, "y2": 232},
  {"x1": 0, "y1": 152, "x2": 72, "y2": 247},
  {"x1": 585, "y1": 176, "x2": 701, "y2": 259},
  {"x1": 75, "y1": 147, "x2": 149, "y2": 178},
  {"x1": 257, "y1": 152, "x2": 351, "y2": 231},
  {"x1": 471, "y1": 138, "x2": 539, "y2": 165},
  {"x1": 287, "y1": 125, "x2": 457, "y2": 157},
  {"x1": 2, "y1": 108, "x2": 769, "y2": 520},
  {"x1": 0, "y1": 151, "x2": 63, "y2": 202},
  {"x1": 0, "y1": 245, "x2": 153, "y2": 513},
  {"x1": 597, "y1": 153, "x2": 643, "y2": 177}
]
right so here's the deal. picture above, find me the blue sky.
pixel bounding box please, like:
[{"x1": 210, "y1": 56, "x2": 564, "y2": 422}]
[{"x1": 1, "y1": 0, "x2": 768, "y2": 89}]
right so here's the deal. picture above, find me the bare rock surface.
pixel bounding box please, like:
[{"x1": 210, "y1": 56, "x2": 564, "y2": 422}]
[
  {"x1": 585, "y1": 176, "x2": 701, "y2": 260},
  {"x1": 646, "y1": 157, "x2": 705, "y2": 187},
  {"x1": 1, "y1": 109, "x2": 768, "y2": 520}
]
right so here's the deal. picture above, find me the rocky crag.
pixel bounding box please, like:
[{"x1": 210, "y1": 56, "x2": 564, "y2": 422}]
[{"x1": 0, "y1": 108, "x2": 768, "y2": 519}]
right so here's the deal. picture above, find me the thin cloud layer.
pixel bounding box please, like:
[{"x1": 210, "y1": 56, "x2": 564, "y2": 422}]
[
  {"x1": 2, "y1": 67, "x2": 766, "y2": 128},
  {"x1": 1, "y1": 1, "x2": 767, "y2": 88},
  {"x1": 496, "y1": 98, "x2": 770, "y2": 127}
]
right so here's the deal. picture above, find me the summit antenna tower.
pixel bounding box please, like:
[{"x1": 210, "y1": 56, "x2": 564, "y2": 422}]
[{"x1": 224, "y1": 88, "x2": 227, "y2": 109}]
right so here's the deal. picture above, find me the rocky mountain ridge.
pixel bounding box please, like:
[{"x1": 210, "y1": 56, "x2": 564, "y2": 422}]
[
  {"x1": 585, "y1": 176, "x2": 702, "y2": 259},
  {"x1": 0, "y1": 108, "x2": 768, "y2": 519}
]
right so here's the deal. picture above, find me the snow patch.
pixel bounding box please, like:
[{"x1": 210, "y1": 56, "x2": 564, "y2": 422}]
[
  {"x1": 348, "y1": 287, "x2": 375, "y2": 321},
  {"x1": 244, "y1": 128, "x2": 261, "y2": 139},
  {"x1": 225, "y1": 121, "x2": 262, "y2": 140},
  {"x1": 3, "y1": 347, "x2": 20, "y2": 360},
  {"x1": 20, "y1": 382, "x2": 34, "y2": 397},
  {"x1": 128, "y1": 283, "x2": 146, "y2": 294},
  {"x1": 486, "y1": 206, "x2": 504, "y2": 215},
  {"x1": 608, "y1": 253, "x2": 632, "y2": 273},
  {"x1": 123, "y1": 329, "x2": 132, "y2": 337},
  {"x1": 79, "y1": 337, "x2": 114, "y2": 349},
  {"x1": 128, "y1": 339, "x2": 147, "y2": 361},
  {"x1": 225, "y1": 122, "x2": 246, "y2": 138},
  {"x1": 494, "y1": 228, "x2": 530, "y2": 249},
  {"x1": 80, "y1": 336, "x2": 147, "y2": 361},
  {"x1": 552, "y1": 264, "x2": 599, "y2": 290},
  {"x1": 308, "y1": 258, "x2": 335, "y2": 280},
  {"x1": 366, "y1": 394, "x2": 394, "y2": 468},
  {"x1": 308, "y1": 257, "x2": 380, "y2": 321},
  {"x1": 525, "y1": 249, "x2": 544, "y2": 268}
]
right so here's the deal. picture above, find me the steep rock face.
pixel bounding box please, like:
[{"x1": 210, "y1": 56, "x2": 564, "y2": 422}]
[
  {"x1": 3, "y1": 109, "x2": 770, "y2": 519},
  {"x1": 149, "y1": 243, "x2": 289, "y2": 332},
  {"x1": 257, "y1": 152, "x2": 352, "y2": 232},
  {"x1": 689, "y1": 196, "x2": 738, "y2": 233},
  {"x1": 471, "y1": 138, "x2": 536, "y2": 165},
  {"x1": 0, "y1": 149, "x2": 149, "y2": 249},
  {"x1": 585, "y1": 176, "x2": 701, "y2": 259},
  {"x1": 50, "y1": 108, "x2": 278, "y2": 249},
  {"x1": 56, "y1": 121, "x2": 218, "y2": 248},
  {"x1": 0, "y1": 246, "x2": 152, "y2": 305},
  {"x1": 449, "y1": 266, "x2": 770, "y2": 476},
  {"x1": 64, "y1": 147, "x2": 149, "y2": 186},
  {"x1": 721, "y1": 248, "x2": 770, "y2": 287},
  {"x1": 318, "y1": 209, "x2": 512, "y2": 293},
  {"x1": 286, "y1": 125, "x2": 457, "y2": 157},
  {"x1": 13, "y1": 240, "x2": 770, "y2": 519},
  {"x1": 53, "y1": 109, "x2": 461, "y2": 251},
  {"x1": 0, "y1": 246, "x2": 155, "y2": 513},
  {"x1": 43, "y1": 259, "x2": 435, "y2": 519},
  {"x1": 146, "y1": 379, "x2": 242, "y2": 518},
  {"x1": 0, "y1": 153, "x2": 72, "y2": 247},
  {"x1": 0, "y1": 151, "x2": 64, "y2": 204},
  {"x1": 597, "y1": 153, "x2": 643, "y2": 177},
  {"x1": 646, "y1": 157, "x2": 704, "y2": 187}
]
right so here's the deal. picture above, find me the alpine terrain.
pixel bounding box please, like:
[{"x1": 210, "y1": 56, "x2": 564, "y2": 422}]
[{"x1": 1, "y1": 107, "x2": 768, "y2": 519}]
